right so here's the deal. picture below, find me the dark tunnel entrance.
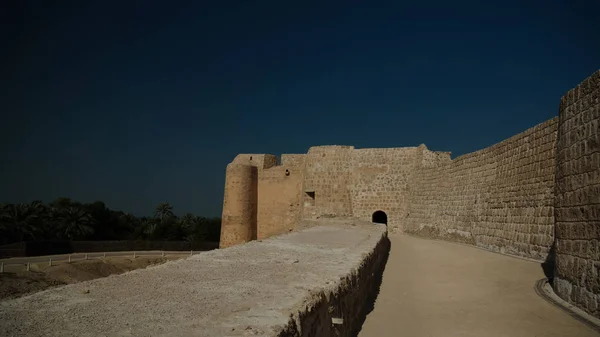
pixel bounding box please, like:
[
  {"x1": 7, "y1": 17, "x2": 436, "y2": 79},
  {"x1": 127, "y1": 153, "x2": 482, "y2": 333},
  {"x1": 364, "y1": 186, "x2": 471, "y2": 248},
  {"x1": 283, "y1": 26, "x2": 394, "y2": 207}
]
[{"x1": 372, "y1": 211, "x2": 388, "y2": 225}]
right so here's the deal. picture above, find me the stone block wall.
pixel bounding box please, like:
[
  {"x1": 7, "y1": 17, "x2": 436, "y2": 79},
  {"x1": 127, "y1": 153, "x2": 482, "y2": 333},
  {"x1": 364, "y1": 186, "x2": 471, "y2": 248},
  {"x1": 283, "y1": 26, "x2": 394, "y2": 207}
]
[
  {"x1": 278, "y1": 225, "x2": 390, "y2": 337},
  {"x1": 406, "y1": 118, "x2": 558, "y2": 260},
  {"x1": 477, "y1": 119, "x2": 557, "y2": 259},
  {"x1": 349, "y1": 147, "x2": 419, "y2": 231},
  {"x1": 302, "y1": 146, "x2": 355, "y2": 218},
  {"x1": 220, "y1": 69, "x2": 600, "y2": 320},
  {"x1": 281, "y1": 154, "x2": 307, "y2": 167},
  {"x1": 554, "y1": 70, "x2": 600, "y2": 318},
  {"x1": 232, "y1": 153, "x2": 277, "y2": 169},
  {"x1": 219, "y1": 164, "x2": 258, "y2": 248},
  {"x1": 257, "y1": 157, "x2": 306, "y2": 239}
]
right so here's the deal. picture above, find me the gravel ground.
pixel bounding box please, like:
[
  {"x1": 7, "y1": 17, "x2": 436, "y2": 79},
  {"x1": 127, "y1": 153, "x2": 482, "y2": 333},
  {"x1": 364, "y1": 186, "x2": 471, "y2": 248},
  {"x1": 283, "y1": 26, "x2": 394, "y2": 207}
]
[{"x1": 0, "y1": 221, "x2": 384, "y2": 337}]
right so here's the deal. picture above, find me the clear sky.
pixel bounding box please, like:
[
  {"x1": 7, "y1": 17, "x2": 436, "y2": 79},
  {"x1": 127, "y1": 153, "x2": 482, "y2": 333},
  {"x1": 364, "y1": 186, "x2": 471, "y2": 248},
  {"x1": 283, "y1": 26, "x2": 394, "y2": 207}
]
[{"x1": 1, "y1": 1, "x2": 599, "y2": 217}]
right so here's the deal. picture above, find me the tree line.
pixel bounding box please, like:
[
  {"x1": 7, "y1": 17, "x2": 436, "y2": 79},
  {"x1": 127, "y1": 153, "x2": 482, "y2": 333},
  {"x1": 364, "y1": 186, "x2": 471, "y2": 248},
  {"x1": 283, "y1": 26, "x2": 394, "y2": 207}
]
[{"x1": 0, "y1": 198, "x2": 221, "y2": 245}]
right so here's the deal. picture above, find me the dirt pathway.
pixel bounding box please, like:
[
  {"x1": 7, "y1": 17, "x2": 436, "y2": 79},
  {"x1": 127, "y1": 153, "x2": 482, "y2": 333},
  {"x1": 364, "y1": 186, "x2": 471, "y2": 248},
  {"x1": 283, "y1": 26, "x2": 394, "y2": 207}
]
[{"x1": 359, "y1": 235, "x2": 598, "y2": 337}]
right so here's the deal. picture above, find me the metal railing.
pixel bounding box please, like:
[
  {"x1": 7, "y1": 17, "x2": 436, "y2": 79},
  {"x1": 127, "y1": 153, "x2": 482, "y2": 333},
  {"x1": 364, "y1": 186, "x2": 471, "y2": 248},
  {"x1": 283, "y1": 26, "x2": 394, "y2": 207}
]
[{"x1": 0, "y1": 250, "x2": 199, "y2": 273}]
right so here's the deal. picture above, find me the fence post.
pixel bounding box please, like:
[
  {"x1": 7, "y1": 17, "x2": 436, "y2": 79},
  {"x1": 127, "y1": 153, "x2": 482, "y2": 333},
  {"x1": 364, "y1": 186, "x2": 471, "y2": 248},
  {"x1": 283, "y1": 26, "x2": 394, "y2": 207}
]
[
  {"x1": 133, "y1": 251, "x2": 136, "y2": 259},
  {"x1": 26, "y1": 262, "x2": 30, "y2": 271},
  {"x1": 68, "y1": 255, "x2": 71, "y2": 263},
  {"x1": 0, "y1": 263, "x2": 3, "y2": 273},
  {"x1": 103, "y1": 252, "x2": 106, "y2": 258},
  {"x1": 190, "y1": 250, "x2": 193, "y2": 256},
  {"x1": 85, "y1": 253, "x2": 88, "y2": 260},
  {"x1": 161, "y1": 251, "x2": 165, "y2": 257},
  {"x1": 49, "y1": 258, "x2": 52, "y2": 267}
]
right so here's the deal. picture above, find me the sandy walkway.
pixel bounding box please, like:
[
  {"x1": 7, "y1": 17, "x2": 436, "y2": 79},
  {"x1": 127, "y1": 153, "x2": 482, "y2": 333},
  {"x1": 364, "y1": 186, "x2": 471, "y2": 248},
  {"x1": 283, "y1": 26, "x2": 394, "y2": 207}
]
[{"x1": 359, "y1": 234, "x2": 598, "y2": 337}]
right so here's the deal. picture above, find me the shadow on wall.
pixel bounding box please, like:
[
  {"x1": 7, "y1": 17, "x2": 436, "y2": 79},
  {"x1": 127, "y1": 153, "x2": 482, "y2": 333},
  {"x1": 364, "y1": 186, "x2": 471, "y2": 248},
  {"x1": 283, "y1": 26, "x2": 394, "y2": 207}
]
[
  {"x1": 541, "y1": 243, "x2": 556, "y2": 287},
  {"x1": 252, "y1": 167, "x2": 258, "y2": 240},
  {"x1": 355, "y1": 236, "x2": 391, "y2": 336},
  {"x1": 277, "y1": 235, "x2": 391, "y2": 337}
]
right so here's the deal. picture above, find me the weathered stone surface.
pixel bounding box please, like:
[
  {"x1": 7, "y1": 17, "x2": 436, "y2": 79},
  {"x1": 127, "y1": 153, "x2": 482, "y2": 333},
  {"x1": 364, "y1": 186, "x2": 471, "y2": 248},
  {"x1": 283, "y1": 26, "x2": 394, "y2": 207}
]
[
  {"x1": 220, "y1": 164, "x2": 257, "y2": 248},
  {"x1": 222, "y1": 119, "x2": 559, "y2": 261},
  {"x1": 0, "y1": 222, "x2": 388, "y2": 337},
  {"x1": 554, "y1": 70, "x2": 600, "y2": 319},
  {"x1": 220, "y1": 69, "x2": 600, "y2": 319},
  {"x1": 405, "y1": 118, "x2": 558, "y2": 260}
]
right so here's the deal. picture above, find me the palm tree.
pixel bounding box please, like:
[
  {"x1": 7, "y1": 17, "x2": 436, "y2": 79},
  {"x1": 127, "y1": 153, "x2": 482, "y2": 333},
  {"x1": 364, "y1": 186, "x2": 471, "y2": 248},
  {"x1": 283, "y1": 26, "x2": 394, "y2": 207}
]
[
  {"x1": 0, "y1": 203, "x2": 39, "y2": 242},
  {"x1": 55, "y1": 207, "x2": 95, "y2": 240},
  {"x1": 50, "y1": 197, "x2": 73, "y2": 209},
  {"x1": 141, "y1": 218, "x2": 157, "y2": 239},
  {"x1": 29, "y1": 200, "x2": 52, "y2": 240},
  {"x1": 0, "y1": 204, "x2": 11, "y2": 243},
  {"x1": 180, "y1": 213, "x2": 196, "y2": 229},
  {"x1": 154, "y1": 203, "x2": 174, "y2": 222},
  {"x1": 121, "y1": 213, "x2": 138, "y2": 225},
  {"x1": 183, "y1": 215, "x2": 208, "y2": 242}
]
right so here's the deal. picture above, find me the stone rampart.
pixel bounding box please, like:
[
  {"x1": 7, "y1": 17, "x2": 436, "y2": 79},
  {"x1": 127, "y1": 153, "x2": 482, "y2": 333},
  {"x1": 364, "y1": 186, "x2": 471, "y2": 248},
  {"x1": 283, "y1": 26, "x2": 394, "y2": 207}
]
[
  {"x1": 406, "y1": 118, "x2": 558, "y2": 260},
  {"x1": 554, "y1": 70, "x2": 600, "y2": 318},
  {"x1": 348, "y1": 147, "x2": 419, "y2": 231},
  {"x1": 0, "y1": 221, "x2": 389, "y2": 337}
]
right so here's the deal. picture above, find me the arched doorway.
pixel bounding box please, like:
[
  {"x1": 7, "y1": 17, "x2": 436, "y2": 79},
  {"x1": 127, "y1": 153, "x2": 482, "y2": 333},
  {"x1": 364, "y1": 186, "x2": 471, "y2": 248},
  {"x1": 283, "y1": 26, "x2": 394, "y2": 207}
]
[{"x1": 372, "y1": 211, "x2": 387, "y2": 225}]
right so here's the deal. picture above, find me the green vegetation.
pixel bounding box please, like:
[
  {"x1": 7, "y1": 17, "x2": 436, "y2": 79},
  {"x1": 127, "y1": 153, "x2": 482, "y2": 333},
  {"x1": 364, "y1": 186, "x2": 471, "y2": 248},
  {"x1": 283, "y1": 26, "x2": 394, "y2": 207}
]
[{"x1": 0, "y1": 198, "x2": 220, "y2": 245}]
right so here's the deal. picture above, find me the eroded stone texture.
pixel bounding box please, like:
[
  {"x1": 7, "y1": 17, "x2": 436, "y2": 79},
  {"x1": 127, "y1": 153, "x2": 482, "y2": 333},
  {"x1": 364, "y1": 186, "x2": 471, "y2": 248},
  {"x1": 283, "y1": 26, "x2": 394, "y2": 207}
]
[
  {"x1": 303, "y1": 146, "x2": 356, "y2": 219},
  {"x1": 554, "y1": 70, "x2": 600, "y2": 318},
  {"x1": 219, "y1": 164, "x2": 257, "y2": 248},
  {"x1": 348, "y1": 147, "x2": 419, "y2": 232},
  {"x1": 0, "y1": 223, "x2": 388, "y2": 337},
  {"x1": 220, "y1": 69, "x2": 600, "y2": 319},
  {"x1": 406, "y1": 118, "x2": 558, "y2": 260},
  {"x1": 222, "y1": 121, "x2": 559, "y2": 260}
]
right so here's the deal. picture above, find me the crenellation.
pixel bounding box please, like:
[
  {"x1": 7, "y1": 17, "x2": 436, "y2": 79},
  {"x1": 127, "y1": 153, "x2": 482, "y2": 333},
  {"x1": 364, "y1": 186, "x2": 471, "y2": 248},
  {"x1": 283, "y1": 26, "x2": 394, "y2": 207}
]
[{"x1": 232, "y1": 154, "x2": 278, "y2": 169}]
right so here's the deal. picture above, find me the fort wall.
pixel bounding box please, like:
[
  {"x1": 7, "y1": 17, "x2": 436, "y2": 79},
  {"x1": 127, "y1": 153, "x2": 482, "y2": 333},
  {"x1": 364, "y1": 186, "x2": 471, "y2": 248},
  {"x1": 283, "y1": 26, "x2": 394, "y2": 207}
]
[
  {"x1": 349, "y1": 147, "x2": 419, "y2": 231},
  {"x1": 219, "y1": 164, "x2": 257, "y2": 248},
  {"x1": 406, "y1": 118, "x2": 558, "y2": 260},
  {"x1": 257, "y1": 156, "x2": 306, "y2": 239},
  {"x1": 0, "y1": 222, "x2": 389, "y2": 336},
  {"x1": 554, "y1": 70, "x2": 600, "y2": 318},
  {"x1": 220, "y1": 69, "x2": 600, "y2": 318},
  {"x1": 302, "y1": 146, "x2": 355, "y2": 218}
]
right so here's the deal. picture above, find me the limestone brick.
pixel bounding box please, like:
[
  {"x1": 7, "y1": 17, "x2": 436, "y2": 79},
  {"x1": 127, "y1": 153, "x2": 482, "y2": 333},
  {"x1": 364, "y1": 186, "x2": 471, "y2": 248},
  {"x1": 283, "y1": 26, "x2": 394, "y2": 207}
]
[
  {"x1": 219, "y1": 69, "x2": 600, "y2": 320},
  {"x1": 554, "y1": 70, "x2": 600, "y2": 318},
  {"x1": 405, "y1": 118, "x2": 558, "y2": 260},
  {"x1": 220, "y1": 164, "x2": 257, "y2": 248}
]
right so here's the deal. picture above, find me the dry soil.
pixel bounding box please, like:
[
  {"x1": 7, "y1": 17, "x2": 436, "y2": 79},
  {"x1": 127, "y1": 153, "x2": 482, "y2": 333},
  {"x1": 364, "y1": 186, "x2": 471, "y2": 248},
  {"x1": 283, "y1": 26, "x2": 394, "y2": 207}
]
[{"x1": 0, "y1": 256, "x2": 182, "y2": 301}]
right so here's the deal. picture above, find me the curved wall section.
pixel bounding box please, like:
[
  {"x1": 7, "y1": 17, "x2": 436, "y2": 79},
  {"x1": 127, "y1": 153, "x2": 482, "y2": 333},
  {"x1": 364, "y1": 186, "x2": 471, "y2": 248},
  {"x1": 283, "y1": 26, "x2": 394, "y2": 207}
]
[
  {"x1": 554, "y1": 70, "x2": 600, "y2": 318},
  {"x1": 220, "y1": 164, "x2": 257, "y2": 248},
  {"x1": 406, "y1": 118, "x2": 558, "y2": 260}
]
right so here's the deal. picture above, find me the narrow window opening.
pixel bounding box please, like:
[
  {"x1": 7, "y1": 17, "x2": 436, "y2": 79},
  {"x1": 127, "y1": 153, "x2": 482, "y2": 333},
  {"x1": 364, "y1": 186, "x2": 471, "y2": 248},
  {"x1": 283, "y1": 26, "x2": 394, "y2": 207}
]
[{"x1": 304, "y1": 191, "x2": 315, "y2": 207}]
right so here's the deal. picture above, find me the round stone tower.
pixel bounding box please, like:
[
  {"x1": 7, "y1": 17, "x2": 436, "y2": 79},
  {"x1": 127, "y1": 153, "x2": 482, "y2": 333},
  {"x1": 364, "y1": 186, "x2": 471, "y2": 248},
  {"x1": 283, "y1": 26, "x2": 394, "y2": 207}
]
[{"x1": 219, "y1": 164, "x2": 257, "y2": 248}]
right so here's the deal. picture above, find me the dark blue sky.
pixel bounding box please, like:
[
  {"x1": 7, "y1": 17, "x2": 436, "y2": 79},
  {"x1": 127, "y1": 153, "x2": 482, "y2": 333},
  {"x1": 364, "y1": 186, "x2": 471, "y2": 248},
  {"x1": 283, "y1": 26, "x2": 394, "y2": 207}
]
[{"x1": 1, "y1": 1, "x2": 599, "y2": 217}]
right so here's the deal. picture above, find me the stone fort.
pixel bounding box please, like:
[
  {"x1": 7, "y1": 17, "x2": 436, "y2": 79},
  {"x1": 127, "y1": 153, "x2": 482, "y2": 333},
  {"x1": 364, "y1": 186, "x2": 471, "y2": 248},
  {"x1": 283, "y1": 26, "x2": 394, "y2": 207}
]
[
  {"x1": 221, "y1": 70, "x2": 600, "y2": 319},
  {"x1": 2, "y1": 71, "x2": 598, "y2": 336}
]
